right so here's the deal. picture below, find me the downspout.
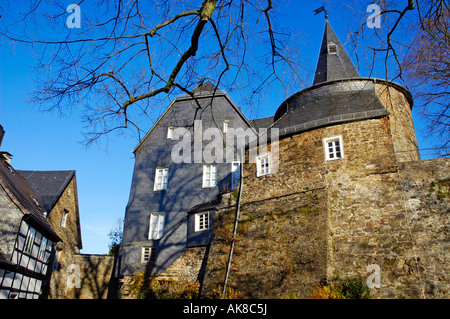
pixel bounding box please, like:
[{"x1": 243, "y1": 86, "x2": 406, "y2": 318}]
[{"x1": 222, "y1": 148, "x2": 244, "y2": 299}]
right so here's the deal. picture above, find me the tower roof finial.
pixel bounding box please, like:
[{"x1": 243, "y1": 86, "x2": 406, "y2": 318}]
[{"x1": 313, "y1": 6, "x2": 327, "y2": 19}]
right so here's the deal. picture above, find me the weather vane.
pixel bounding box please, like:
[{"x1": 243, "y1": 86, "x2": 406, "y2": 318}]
[{"x1": 313, "y1": 6, "x2": 328, "y2": 19}]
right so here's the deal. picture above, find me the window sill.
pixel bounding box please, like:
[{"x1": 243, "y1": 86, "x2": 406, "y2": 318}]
[{"x1": 256, "y1": 173, "x2": 270, "y2": 178}]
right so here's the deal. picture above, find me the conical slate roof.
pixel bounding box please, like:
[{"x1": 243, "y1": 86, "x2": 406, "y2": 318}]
[
  {"x1": 313, "y1": 20, "x2": 360, "y2": 85},
  {"x1": 273, "y1": 20, "x2": 388, "y2": 136}
]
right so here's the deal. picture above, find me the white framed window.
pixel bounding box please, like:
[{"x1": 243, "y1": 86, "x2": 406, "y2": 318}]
[
  {"x1": 195, "y1": 212, "x2": 209, "y2": 232},
  {"x1": 231, "y1": 161, "x2": 240, "y2": 189},
  {"x1": 202, "y1": 164, "x2": 217, "y2": 188},
  {"x1": 141, "y1": 247, "x2": 156, "y2": 263},
  {"x1": 154, "y1": 168, "x2": 169, "y2": 190},
  {"x1": 256, "y1": 153, "x2": 270, "y2": 177},
  {"x1": 223, "y1": 120, "x2": 229, "y2": 134},
  {"x1": 148, "y1": 213, "x2": 165, "y2": 240},
  {"x1": 37, "y1": 237, "x2": 47, "y2": 261},
  {"x1": 61, "y1": 210, "x2": 68, "y2": 228},
  {"x1": 167, "y1": 126, "x2": 174, "y2": 139},
  {"x1": 324, "y1": 136, "x2": 344, "y2": 161},
  {"x1": 24, "y1": 227, "x2": 36, "y2": 254},
  {"x1": 328, "y1": 42, "x2": 337, "y2": 54}
]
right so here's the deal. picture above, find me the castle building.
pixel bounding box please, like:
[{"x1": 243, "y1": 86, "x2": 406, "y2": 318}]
[
  {"x1": 117, "y1": 20, "x2": 449, "y2": 299},
  {"x1": 117, "y1": 82, "x2": 256, "y2": 279}
]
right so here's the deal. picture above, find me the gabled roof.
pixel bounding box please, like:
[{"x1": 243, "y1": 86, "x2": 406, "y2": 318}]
[
  {"x1": 178, "y1": 81, "x2": 226, "y2": 99},
  {"x1": 0, "y1": 161, "x2": 60, "y2": 242},
  {"x1": 17, "y1": 170, "x2": 75, "y2": 214},
  {"x1": 133, "y1": 81, "x2": 255, "y2": 153},
  {"x1": 313, "y1": 20, "x2": 360, "y2": 85}
]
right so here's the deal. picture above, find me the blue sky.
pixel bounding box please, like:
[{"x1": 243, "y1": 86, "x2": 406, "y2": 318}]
[{"x1": 0, "y1": 1, "x2": 436, "y2": 254}]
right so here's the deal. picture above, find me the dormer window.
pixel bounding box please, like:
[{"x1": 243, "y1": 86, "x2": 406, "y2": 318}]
[
  {"x1": 223, "y1": 120, "x2": 229, "y2": 134},
  {"x1": 195, "y1": 212, "x2": 209, "y2": 232},
  {"x1": 141, "y1": 246, "x2": 156, "y2": 263},
  {"x1": 167, "y1": 126, "x2": 174, "y2": 139},
  {"x1": 328, "y1": 42, "x2": 337, "y2": 54}
]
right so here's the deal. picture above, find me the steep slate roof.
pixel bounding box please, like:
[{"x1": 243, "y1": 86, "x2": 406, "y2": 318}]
[
  {"x1": 17, "y1": 170, "x2": 75, "y2": 214},
  {"x1": 313, "y1": 19, "x2": 360, "y2": 85},
  {"x1": 178, "y1": 81, "x2": 226, "y2": 98},
  {"x1": 273, "y1": 79, "x2": 388, "y2": 136},
  {"x1": 250, "y1": 116, "x2": 274, "y2": 130},
  {"x1": 133, "y1": 81, "x2": 255, "y2": 153},
  {"x1": 272, "y1": 20, "x2": 394, "y2": 137},
  {"x1": 0, "y1": 161, "x2": 60, "y2": 241}
]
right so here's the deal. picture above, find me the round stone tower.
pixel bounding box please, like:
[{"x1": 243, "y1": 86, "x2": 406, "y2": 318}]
[
  {"x1": 187, "y1": 19, "x2": 449, "y2": 300},
  {"x1": 273, "y1": 20, "x2": 419, "y2": 162}
]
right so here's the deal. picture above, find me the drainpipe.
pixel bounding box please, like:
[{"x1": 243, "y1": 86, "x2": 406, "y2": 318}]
[{"x1": 222, "y1": 148, "x2": 244, "y2": 299}]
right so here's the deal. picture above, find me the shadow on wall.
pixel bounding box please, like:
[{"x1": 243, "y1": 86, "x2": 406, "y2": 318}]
[{"x1": 52, "y1": 254, "x2": 117, "y2": 299}]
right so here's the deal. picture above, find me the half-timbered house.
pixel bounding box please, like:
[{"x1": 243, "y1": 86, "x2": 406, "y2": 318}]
[{"x1": 0, "y1": 136, "x2": 62, "y2": 298}]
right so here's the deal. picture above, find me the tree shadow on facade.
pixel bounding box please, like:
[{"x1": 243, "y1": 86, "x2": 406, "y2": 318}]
[{"x1": 57, "y1": 254, "x2": 115, "y2": 299}]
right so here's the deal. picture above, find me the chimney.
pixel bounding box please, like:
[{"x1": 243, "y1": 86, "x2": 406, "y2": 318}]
[
  {"x1": 0, "y1": 125, "x2": 4, "y2": 149},
  {"x1": 1, "y1": 152, "x2": 13, "y2": 164},
  {"x1": 0, "y1": 125, "x2": 13, "y2": 164}
]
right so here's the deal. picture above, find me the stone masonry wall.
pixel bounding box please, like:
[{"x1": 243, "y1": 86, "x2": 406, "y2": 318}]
[
  {"x1": 376, "y1": 83, "x2": 420, "y2": 162},
  {"x1": 0, "y1": 185, "x2": 23, "y2": 260},
  {"x1": 48, "y1": 176, "x2": 83, "y2": 299},
  {"x1": 46, "y1": 176, "x2": 81, "y2": 254},
  {"x1": 202, "y1": 117, "x2": 398, "y2": 298},
  {"x1": 327, "y1": 158, "x2": 449, "y2": 298},
  {"x1": 119, "y1": 246, "x2": 208, "y2": 299},
  {"x1": 201, "y1": 114, "x2": 449, "y2": 299},
  {"x1": 398, "y1": 159, "x2": 449, "y2": 298},
  {"x1": 242, "y1": 117, "x2": 396, "y2": 205},
  {"x1": 201, "y1": 189, "x2": 329, "y2": 299},
  {"x1": 63, "y1": 254, "x2": 115, "y2": 299}
]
